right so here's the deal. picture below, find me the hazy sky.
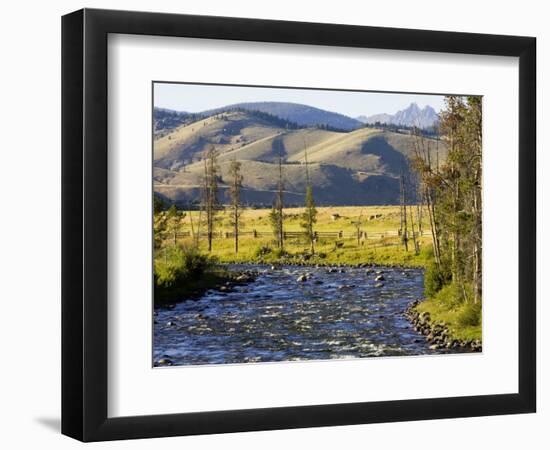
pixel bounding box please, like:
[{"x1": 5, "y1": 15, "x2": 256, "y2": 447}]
[{"x1": 154, "y1": 82, "x2": 447, "y2": 117}]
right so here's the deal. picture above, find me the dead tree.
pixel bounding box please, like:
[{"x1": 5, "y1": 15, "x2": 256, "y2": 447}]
[
  {"x1": 202, "y1": 147, "x2": 220, "y2": 252},
  {"x1": 400, "y1": 173, "x2": 409, "y2": 252},
  {"x1": 228, "y1": 158, "x2": 243, "y2": 253},
  {"x1": 270, "y1": 148, "x2": 285, "y2": 250},
  {"x1": 301, "y1": 137, "x2": 317, "y2": 254}
]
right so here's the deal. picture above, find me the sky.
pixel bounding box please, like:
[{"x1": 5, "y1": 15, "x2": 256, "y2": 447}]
[{"x1": 154, "y1": 82, "x2": 447, "y2": 118}]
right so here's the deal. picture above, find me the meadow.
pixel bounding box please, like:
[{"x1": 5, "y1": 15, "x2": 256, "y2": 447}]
[{"x1": 169, "y1": 205, "x2": 434, "y2": 267}]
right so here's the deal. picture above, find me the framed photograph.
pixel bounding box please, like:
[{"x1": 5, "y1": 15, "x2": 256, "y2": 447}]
[{"x1": 62, "y1": 8, "x2": 536, "y2": 441}]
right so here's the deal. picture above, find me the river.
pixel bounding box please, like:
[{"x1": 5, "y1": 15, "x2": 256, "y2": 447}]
[{"x1": 153, "y1": 264, "x2": 449, "y2": 366}]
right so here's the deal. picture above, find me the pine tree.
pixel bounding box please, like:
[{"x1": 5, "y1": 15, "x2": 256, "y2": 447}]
[{"x1": 410, "y1": 96, "x2": 482, "y2": 304}]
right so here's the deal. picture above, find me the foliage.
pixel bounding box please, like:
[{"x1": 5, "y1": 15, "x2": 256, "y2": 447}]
[
  {"x1": 153, "y1": 194, "x2": 168, "y2": 214},
  {"x1": 424, "y1": 258, "x2": 452, "y2": 298},
  {"x1": 153, "y1": 205, "x2": 186, "y2": 249},
  {"x1": 457, "y1": 301, "x2": 482, "y2": 327},
  {"x1": 416, "y1": 282, "x2": 481, "y2": 342},
  {"x1": 154, "y1": 245, "x2": 217, "y2": 303},
  {"x1": 253, "y1": 245, "x2": 273, "y2": 258},
  {"x1": 300, "y1": 185, "x2": 317, "y2": 254},
  {"x1": 155, "y1": 245, "x2": 214, "y2": 287},
  {"x1": 410, "y1": 96, "x2": 482, "y2": 305}
]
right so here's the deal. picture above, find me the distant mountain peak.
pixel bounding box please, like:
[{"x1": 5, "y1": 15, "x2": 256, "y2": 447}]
[{"x1": 356, "y1": 102, "x2": 439, "y2": 129}]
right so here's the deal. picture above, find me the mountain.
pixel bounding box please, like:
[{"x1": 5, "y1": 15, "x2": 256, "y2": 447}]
[
  {"x1": 356, "y1": 113, "x2": 392, "y2": 124},
  {"x1": 204, "y1": 102, "x2": 364, "y2": 131},
  {"x1": 357, "y1": 103, "x2": 439, "y2": 129},
  {"x1": 153, "y1": 108, "x2": 445, "y2": 206}
]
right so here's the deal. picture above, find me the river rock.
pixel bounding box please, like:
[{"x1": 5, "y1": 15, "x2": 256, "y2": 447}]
[
  {"x1": 236, "y1": 274, "x2": 253, "y2": 282},
  {"x1": 297, "y1": 274, "x2": 308, "y2": 282},
  {"x1": 375, "y1": 275, "x2": 385, "y2": 281},
  {"x1": 157, "y1": 358, "x2": 173, "y2": 366},
  {"x1": 375, "y1": 283, "x2": 384, "y2": 288}
]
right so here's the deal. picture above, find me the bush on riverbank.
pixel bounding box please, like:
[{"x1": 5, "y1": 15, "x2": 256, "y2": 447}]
[
  {"x1": 155, "y1": 245, "x2": 214, "y2": 287},
  {"x1": 154, "y1": 245, "x2": 227, "y2": 304}
]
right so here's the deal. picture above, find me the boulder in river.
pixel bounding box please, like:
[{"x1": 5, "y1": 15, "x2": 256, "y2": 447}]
[
  {"x1": 375, "y1": 275, "x2": 385, "y2": 281},
  {"x1": 374, "y1": 283, "x2": 384, "y2": 288},
  {"x1": 297, "y1": 274, "x2": 308, "y2": 282}
]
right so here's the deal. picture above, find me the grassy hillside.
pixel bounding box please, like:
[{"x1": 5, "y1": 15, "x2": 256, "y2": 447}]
[
  {"x1": 153, "y1": 110, "x2": 444, "y2": 206},
  {"x1": 204, "y1": 101, "x2": 364, "y2": 131}
]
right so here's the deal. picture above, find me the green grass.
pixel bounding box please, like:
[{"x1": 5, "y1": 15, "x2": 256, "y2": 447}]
[
  {"x1": 415, "y1": 283, "x2": 482, "y2": 342},
  {"x1": 154, "y1": 245, "x2": 237, "y2": 304},
  {"x1": 167, "y1": 206, "x2": 433, "y2": 268},
  {"x1": 196, "y1": 235, "x2": 433, "y2": 267},
  {"x1": 154, "y1": 206, "x2": 481, "y2": 344}
]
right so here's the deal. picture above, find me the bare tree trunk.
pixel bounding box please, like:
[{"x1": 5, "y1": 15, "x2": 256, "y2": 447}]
[
  {"x1": 417, "y1": 186, "x2": 423, "y2": 235},
  {"x1": 276, "y1": 153, "x2": 285, "y2": 251},
  {"x1": 408, "y1": 185, "x2": 419, "y2": 255},
  {"x1": 189, "y1": 208, "x2": 196, "y2": 244},
  {"x1": 425, "y1": 187, "x2": 441, "y2": 268},
  {"x1": 400, "y1": 174, "x2": 409, "y2": 252}
]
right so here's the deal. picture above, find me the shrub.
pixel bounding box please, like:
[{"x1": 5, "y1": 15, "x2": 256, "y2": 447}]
[
  {"x1": 155, "y1": 245, "x2": 214, "y2": 289},
  {"x1": 424, "y1": 259, "x2": 452, "y2": 298},
  {"x1": 253, "y1": 245, "x2": 273, "y2": 258},
  {"x1": 457, "y1": 301, "x2": 482, "y2": 327}
]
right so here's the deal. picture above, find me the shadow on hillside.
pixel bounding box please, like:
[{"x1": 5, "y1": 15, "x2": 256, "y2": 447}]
[{"x1": 361, "y1": 135, "x2": 409, "y2": 176}]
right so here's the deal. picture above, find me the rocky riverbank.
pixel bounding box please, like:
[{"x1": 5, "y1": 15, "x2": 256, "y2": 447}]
[
  {"x1": 404, "y1": 300, "x2": 482, "y2": 352},
  {"x1": 155, "y1": 268, "x2": 257, "y2": 306}
]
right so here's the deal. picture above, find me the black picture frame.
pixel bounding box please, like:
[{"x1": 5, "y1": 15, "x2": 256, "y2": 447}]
[{"x1": 62, "y1": 8, "x2": 536, "y2": 442}]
